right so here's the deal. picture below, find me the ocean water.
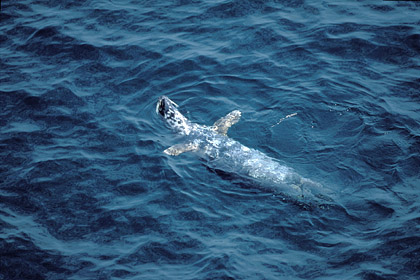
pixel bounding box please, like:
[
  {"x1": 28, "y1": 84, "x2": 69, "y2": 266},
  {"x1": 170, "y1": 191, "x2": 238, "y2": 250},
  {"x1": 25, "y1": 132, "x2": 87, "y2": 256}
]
[{"x1": 1, "y1": 0, "x2": 420, "y2": 279}]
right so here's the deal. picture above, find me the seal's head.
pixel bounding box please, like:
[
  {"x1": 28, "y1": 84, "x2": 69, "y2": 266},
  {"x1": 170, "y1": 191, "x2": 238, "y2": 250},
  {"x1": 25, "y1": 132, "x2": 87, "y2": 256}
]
[{"x1": 156, "y1": 96, "x2": 191, "y2": 135}]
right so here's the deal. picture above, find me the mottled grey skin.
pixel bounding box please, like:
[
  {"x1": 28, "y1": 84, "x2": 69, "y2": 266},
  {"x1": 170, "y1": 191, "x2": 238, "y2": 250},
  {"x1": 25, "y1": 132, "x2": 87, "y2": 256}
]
[{"x1": 156, "y1": 96, "x2": 331, "y2": 203}]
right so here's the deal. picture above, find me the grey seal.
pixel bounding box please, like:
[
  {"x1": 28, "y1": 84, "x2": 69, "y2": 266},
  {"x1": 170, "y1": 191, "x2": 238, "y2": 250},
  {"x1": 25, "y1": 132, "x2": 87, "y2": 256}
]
[{"x1": 156, "y1": 96, "x2": 332, "y2": 205}]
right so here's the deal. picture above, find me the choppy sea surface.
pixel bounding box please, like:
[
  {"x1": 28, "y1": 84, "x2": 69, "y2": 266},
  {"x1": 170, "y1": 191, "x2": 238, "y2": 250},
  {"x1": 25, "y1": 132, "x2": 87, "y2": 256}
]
[{"x1": 1, "y1": 1, "x2": 420, "y2": 279}]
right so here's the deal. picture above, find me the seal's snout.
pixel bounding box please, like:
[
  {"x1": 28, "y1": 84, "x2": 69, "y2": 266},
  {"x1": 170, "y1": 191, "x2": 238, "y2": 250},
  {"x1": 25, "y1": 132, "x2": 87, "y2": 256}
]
[
  {"x1": 157, "y1": 97, "x2": 166, "y2": 116},
  {"x1": 156, "y1": 96, "x2": 179, "y2": 118},
  {"x1": 156, "y1": 96, "x2": 169, "y2": 117}
]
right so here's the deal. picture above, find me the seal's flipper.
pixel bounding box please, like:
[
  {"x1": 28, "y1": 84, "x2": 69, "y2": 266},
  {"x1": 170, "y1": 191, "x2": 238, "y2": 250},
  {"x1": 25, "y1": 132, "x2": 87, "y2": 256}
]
[
  {"x1": 164, "y1": 142, "x2": 199, "y2": 156},
  {"x1": 212, "y1": 110, "x2": 241, "y2": 135}
]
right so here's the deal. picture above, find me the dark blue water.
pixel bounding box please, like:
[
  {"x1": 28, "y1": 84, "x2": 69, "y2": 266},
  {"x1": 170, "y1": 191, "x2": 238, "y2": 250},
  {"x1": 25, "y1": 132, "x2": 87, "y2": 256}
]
[{"x1": 1, "y1": 1, "x2": 420, "y2": 279}]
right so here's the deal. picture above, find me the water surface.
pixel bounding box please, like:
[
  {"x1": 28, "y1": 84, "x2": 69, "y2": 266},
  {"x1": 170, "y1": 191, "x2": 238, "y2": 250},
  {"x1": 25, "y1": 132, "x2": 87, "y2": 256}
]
[{"x1": 1, "y1": 1, "x2": 419, "y2": 279}]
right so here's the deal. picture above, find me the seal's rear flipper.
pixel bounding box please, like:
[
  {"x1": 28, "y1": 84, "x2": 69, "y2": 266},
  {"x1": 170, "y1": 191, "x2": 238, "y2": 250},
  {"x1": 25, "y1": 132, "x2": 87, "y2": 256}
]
[
  {"x1": 213, "y1": 110, "x2": 241, "y2": 135},
  {"x1": 164, "y1": 142, "x2": 199, "y2": 156}
]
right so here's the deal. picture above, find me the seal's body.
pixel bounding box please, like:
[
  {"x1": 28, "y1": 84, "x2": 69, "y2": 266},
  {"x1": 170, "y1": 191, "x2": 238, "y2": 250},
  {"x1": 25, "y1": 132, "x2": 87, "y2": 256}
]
[{"x1": 156, "y1": 96, "x2": 331, "y2": 203}]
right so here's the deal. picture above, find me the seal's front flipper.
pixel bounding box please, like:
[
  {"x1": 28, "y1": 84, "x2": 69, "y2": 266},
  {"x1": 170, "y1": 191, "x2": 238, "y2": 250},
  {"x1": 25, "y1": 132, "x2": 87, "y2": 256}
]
[
  {"x1": 213, "y1": 110, "x2": 241, "y2": 135},
  {"x1": 164, "y1": 142, "x2": 199, "y2": 156}
]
